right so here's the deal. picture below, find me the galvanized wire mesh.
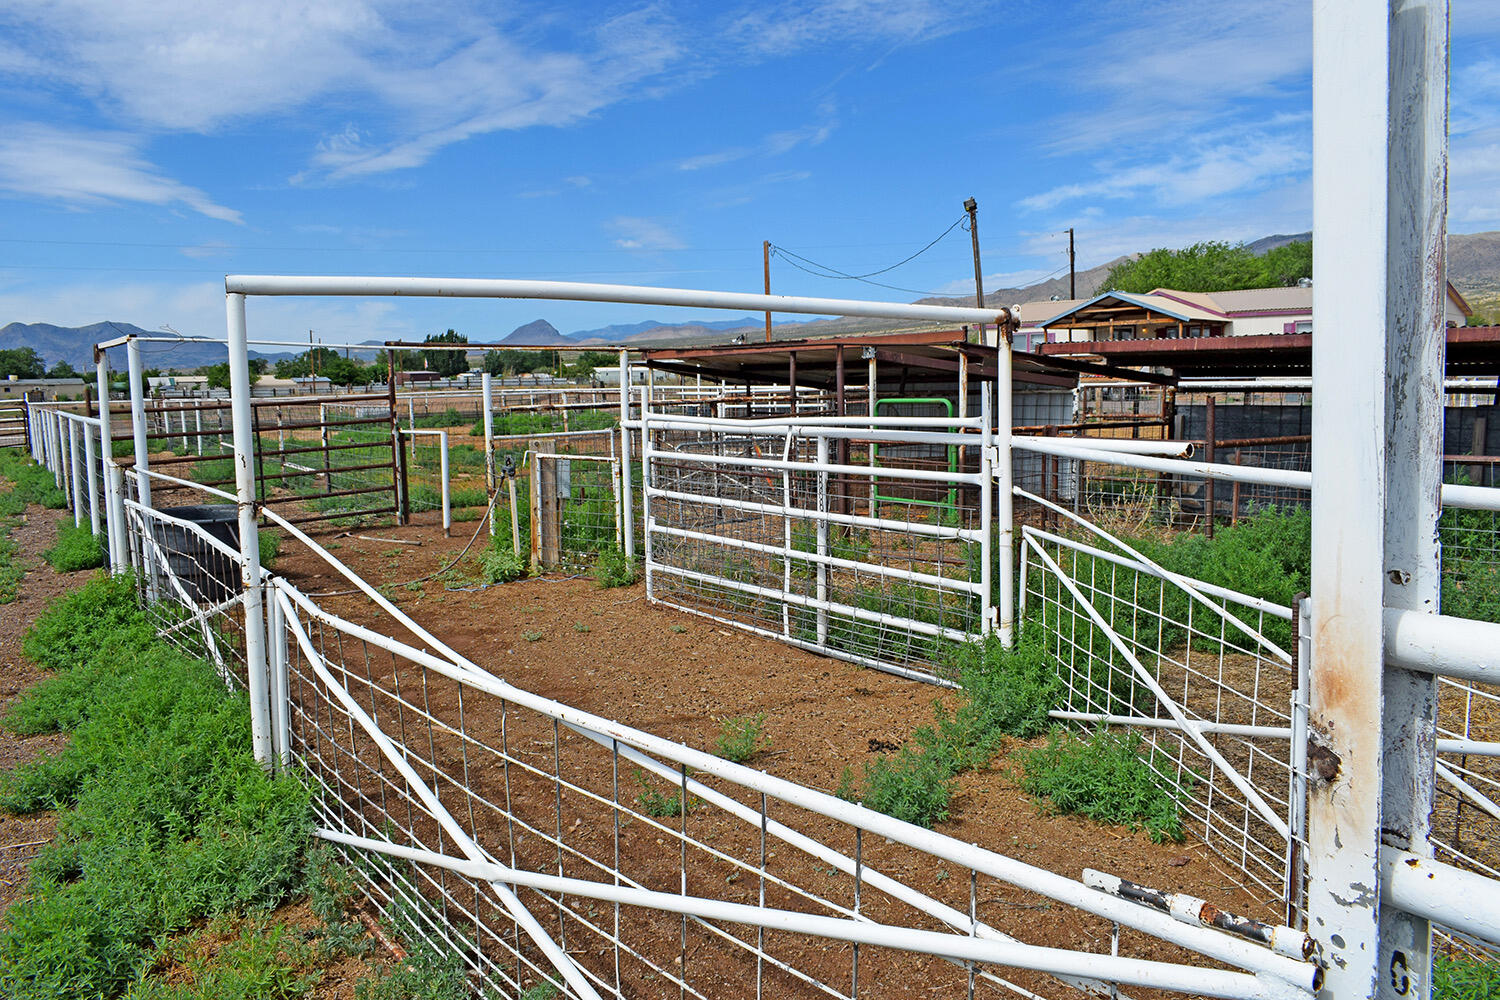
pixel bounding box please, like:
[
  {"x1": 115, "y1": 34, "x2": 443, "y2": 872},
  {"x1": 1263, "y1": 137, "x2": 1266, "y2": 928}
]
[{"x1": 1020, "y1": 526, "x2": 1302, "y2": 924}]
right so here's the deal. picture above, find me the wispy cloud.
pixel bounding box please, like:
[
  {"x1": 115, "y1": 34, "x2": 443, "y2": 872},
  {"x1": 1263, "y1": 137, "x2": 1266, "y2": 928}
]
[
  {"x1": 721, "y1": 0, "x2": 981, "y2": 57},
  {"x1": 679, "y1": 118, "x2": 835, "y2": 171},
  {"x1": 0, "y1": 124, "x2": 242, "y2": 222},
  {"x1": 609, "y1": 216, "x2": 685, "y2": 251}
]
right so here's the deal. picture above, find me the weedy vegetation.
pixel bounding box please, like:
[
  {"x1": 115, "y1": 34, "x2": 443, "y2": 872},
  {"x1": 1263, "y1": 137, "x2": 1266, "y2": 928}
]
[{"x1": 714, "y1": 712, "x2": 770, "y2": 763}]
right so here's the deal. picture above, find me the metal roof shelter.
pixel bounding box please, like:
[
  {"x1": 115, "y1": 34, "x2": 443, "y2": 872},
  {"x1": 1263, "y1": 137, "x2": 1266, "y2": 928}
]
[
  {"x1": 1035, "y1": 326, "x2": 1500, "y2": 379},
  {"x1": 635, "y1": 328, "x2": 1088, "y2": 395}
]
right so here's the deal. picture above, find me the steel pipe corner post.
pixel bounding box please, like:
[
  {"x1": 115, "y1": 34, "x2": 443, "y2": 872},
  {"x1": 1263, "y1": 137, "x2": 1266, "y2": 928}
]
[
  {"x1": 1307, "y1": 1, "x2": 1447, "y2": 996},
  {"x1": 96, "y1": 354, "x2": 127, "y2": 574},
  {"x1": 618, "y1": 350, "x2": 635, "y2": 560},
  {"x1": 226, "y1": 292, "x2": 275, "y2": 766},
  {"x1": 1378, "y1": 0, "x2": 1448, "y2": 994},
  {"x1": 996, "y1": 328, "x2": 1015, "y2": 648},
  {"x1": 482, "y1": 372, "x2": 496, "y2": 537},
  {"x1": 125, "y1": 337, "x2": 152, "y2": 511},
  {"x1": 979, "y1": 384, "x2": 994, "y2": 638}
]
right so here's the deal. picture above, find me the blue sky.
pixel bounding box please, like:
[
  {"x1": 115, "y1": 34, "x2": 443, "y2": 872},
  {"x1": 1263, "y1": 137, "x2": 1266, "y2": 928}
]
[{"x1": 1, "y1": 0, "x2": 1497, "y2": 349}]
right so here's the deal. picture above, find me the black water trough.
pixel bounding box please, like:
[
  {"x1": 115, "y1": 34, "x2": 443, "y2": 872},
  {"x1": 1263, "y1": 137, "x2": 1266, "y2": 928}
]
[{"x1": 151, "y1": 504, "x2": 241, "y2": 605}]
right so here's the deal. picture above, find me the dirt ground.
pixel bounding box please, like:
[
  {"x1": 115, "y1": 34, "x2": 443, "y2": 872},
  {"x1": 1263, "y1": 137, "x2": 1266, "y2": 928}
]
[
  {"x1": 270, "y1": 511, "x2": 1283, "y2": 996},
  {"x1": 0, "y1": 512, "x2": 69, "y2": 920}
]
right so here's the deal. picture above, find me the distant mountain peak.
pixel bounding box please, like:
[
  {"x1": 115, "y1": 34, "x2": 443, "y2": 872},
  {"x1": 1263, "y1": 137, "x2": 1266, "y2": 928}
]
[{"x1": 499, "y1": 319, "x2": 569, "y2": 346}]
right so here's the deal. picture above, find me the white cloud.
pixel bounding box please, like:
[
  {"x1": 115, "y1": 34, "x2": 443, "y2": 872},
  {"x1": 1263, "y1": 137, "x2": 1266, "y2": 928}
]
[
  {"x1": 721, "y1": 0, "x2": 980, "y2": 57},
  {"x1": 679, "y1": 118, "x2": 835, "y2": 171},
  {"x1": 609, "y1": 216, "x2": 685, "y2": 251},
  {"x1": 0, "y1": 124, "x2": 242, "y2": 222}
]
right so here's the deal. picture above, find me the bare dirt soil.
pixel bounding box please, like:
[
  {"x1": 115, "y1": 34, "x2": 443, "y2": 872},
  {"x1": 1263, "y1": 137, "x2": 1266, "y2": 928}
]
[
  {"x1": 0, "y1": 511, "x2": 69, "y2": 920},
  {"x1": 272, "y1": 512, "x2": 1282, "y2": 997}
]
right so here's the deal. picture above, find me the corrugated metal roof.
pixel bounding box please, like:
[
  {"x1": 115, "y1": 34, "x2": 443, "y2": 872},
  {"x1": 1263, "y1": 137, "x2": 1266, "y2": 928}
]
[
  {"x1": 1037, "y1": 291, "x2": 1224, "y2": 328},
  {"x1": 1192, "y1": 286, "x2": 1312, "y2": 314}
]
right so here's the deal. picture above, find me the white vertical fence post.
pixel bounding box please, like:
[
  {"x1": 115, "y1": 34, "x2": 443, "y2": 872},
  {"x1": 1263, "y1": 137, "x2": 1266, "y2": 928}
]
[
  {"x1": 618, "y1": 350, "x2": 635, "y2": 560},
  {"x1": 50, "y1": 411, "x2": 63, "y2": 488},
  {"x1": 437, "y1": 429, "x2": 451, "y2": 536},
  {"x1": 96, "y1": 355, "x2": 126, "y2": 574},
  {"x1": 1378, "y1": 1, "x2": 1447, "y2": 995},
  {"x1": 1306, "y1": 2, "x2": 1450, "y2": 996},
  {"x1": 83, "y1": 417, "x2": 99, "y2": 536},
  {"x1": 996, "y1": 326, "x2": 1015, "y2": 648},
  {"x1": 126, "y1": 337, "x2": 152, "y2": 511},
  {"x1": 226, "y1": 292, "x2": 274, "y2": 766},
  {"x1": 979, "y1": 385, "x2": 994, "y2": 637},
  {"x1": 68, "y1": 419, "x2": 83, "y2": 528},
  {"x1": 642, "y1": 366, "x2": 655, "y2": 599},
  {"x1": 482, "y1": 372, "x2": 496, "y2": 537}
]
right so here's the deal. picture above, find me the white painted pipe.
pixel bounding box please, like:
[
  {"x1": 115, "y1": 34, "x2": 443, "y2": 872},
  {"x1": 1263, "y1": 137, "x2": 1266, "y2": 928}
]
[
  {"x1": 68, "y1": 419, "x2": 84, "y2": 528},
  {"x1": 315, "y1": 828, "x2": 1307, "y2": 1000},
  {"x1": 649, "y1": 445, "x2": 984, "y2": 485},
  {"x1": 83, "y1": 422, "x2": 99, "y2": 535},
  {"x1": 1381, "y1": 846, "x2": 1500, "y2": 946},
  {"x1": 226, "y1": 294, "x2": 273, "y2": 766},
  {"x1": 1017, "y1": 436, "x2": 1196, "y2": 458},
  {"x1": 1050, "y1": 712, "x2": 1293, "y2": 741},
  {"x1": 640, "y1": 417, "x2": 981, "y2": 449},
  {"x1": 645, "y1": 485, "x2": 980, "y2": 542},
  {"x1": 649, "y1": 521, "x2": 983, "y2": 596},
  {"x1": 224, "y1": 274, "x2": 1015, "y2": 327},
  {"x1": 481, "y1": 372, "x2": 495, "y2": 538},
  {"x1": 639, "y1": 411, "x2": 986, "y2": 430},
  {"x1": 277, "y1": 595, "x2": 602, "y2": 1000},
  {"x1": 997, "y1": 336, "x2": 1015, "y2": 647},
  {"x1": 1384, "y1": 608, "x2": 1500, "y2": 685},
  {"x1": 268, "y1": 577, "x2": 1318, "y2": 990}
]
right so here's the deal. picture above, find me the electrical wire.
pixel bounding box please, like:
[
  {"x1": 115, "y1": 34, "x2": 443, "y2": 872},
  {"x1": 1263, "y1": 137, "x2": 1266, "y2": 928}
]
[{"x1": 767, "y1": 214, "x2": 969, "y2": 297}]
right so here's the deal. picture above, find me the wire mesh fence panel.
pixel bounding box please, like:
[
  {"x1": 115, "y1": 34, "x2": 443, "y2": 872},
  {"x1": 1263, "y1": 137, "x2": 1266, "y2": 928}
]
[
  {"x1": 1020, "y1": 526, "x2": 1303, "y2": 925},
  {"x1": 530, "y1": 453, "x2": 621, "y2": 573},
  {"x1": 272, "y1": 576, "x2": 1315, "y2": 1000},
  {"x1": 645, "y1": 417, "x2": 988, "y2": 681},
  {"x1": 141, "y1": 396, "x2": 401, "y2": 525}
]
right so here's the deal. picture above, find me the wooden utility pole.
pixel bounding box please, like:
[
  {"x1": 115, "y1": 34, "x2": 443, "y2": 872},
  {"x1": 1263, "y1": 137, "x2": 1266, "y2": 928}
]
[
  {"x1": 1068, "y1": 228, "x2": 1077, "y2": 299},
  {"x1": 964, "y1": 198, "x2": 983, "y2": 343},
  {"x1": 763, "y1": 240, "x2": 773, "y2": 342}
]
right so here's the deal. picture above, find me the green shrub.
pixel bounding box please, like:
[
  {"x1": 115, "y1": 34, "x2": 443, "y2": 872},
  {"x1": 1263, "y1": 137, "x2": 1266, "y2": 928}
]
[
  {"x1": 0, "y1": 578, "x2": 311, "y2": 1000},
  {"x1": 857, "y1": 739, "x2": 954, "y2": 828},
  {"x1": 479, "y1": 535, "x2": 528, "y2": 583},
  {"x1": 633, "y1": 768, "x2": 694, "y2": 818},
  {"x1": 593, "y1": 545, "x2": 637, "y2": 588},
  {"x1": 1013, "y1": 728, "x2": 1187, "y2": 843},
  {"x1": 936, "y1": 632, "x2": 1062, "y2": 766},
  {"x1": 42, "y1": 520, "x2": 105, "y2": 572},
  {"x1": 714, "y1": 713, "x2": 770, "y2": 763},
  {"x1": 123, "y1": 920, "x2": 319, "y2": 1000}
]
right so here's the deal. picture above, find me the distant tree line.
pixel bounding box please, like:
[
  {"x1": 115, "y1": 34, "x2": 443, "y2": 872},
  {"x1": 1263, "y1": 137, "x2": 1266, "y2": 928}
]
[
  {"x1": 1102, "y1": 240, "x2": 1312, "y2": 294},
  {"x1": 0, "y1": 348, "x2": 87, "y2": 380}
]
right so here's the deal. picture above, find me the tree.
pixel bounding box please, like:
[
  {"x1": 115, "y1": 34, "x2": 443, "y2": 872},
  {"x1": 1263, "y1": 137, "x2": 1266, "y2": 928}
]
[
  {"x1": 46, "y1": 359, "x2": 81, "y2": 379},
  {"x1": 1102, "y1": 239, "x2": 1311, "y2": 294},
  {"x1": 483, "y1": 349, "x2": 550, "y2": 376},
  {"x1": 204, "y1": 363, "x2": 232, "y2": 391},
  {"x1": 423, "y1": 330, "x2": 468, "y2": 377},
  {"x1": 322, "y1": 355, "x2": 368, "y2": 386},
  {"x1": 0, "y1": 348, "x2": 44, "y2": 379},
  {"x1": 567, "y1": 351, "x2": 614, "y2": 380}
]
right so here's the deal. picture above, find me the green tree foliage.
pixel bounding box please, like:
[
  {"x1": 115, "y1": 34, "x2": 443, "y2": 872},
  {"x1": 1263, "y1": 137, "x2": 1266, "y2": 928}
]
[
  {"x1": 567, "y1": 351, "x2": 614, "y2": 380},
  {"x1": 1103, "y1": 240, "x2": 1312, "y2": 294},
  {"x1": 202, "y1": 363, "x2": 232, "y2": 390},
  {"x1": 274, "y1": 347, "x2": 342, "y2": 380},
  {"x1": 0, "y1": 347, "x2": 45, "y2": 379},
  {"x1": 45, "y1": 360, "x2": 80, "y2": 380},
  {"x1": 483, "y1": 349, "x2": 552, "y2": 376},
  {"x1": 422, "y1": 330, "x2": 468, "y2": 376}
]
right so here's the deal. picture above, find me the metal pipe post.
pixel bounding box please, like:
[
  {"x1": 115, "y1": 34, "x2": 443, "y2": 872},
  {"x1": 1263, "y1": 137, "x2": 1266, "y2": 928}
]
[
  {"x1": 618, "y1": 350, "x2": 635, "y2": 560},
  {"x1": 482, "y1": 372, "x2": 496, "y2": 537},
  {"x1": 996, "y1": 329, "x2": 1015, "y2": 647},
  {"x1": 979, "y1": 385, "x2": 994, "y2": 636},
  {"x1": 438, "y1": 429, "x2": 451, "y2": 535},
  {"x1": 96, "y1": 355, "x2": 126, "y2": 573},
  {"x1": 226, "y1": 292, "x2": 274, "y2": 765},
  {"x1": 1377, "y1": 1, "x2": 1448, "y2": 993},
  {"x1": 68, "y1": 419, "x2": 84, "y2": 527},
  {"x1": 126, "y1": 337, "x2": 152, "y2": 511},
  {"x1": 83, "y1": 418, "x2": 99, "y2": 535}
]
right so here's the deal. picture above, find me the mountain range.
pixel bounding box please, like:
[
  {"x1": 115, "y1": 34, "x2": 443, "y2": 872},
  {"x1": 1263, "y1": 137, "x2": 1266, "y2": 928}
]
[{"x1": 7, "y1": 230, "x2": 1498, "y2": 372}]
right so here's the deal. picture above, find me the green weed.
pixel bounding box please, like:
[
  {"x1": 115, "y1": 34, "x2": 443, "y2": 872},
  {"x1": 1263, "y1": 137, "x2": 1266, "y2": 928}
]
[
  {"x1": 714, "y1": 713, "x2": 770, "y2": 763},
  {"x1": 124, "y1": 920, "x2": 319, "y2": 1000},
  {"x1": 592, "y1": 545, "x2": 637, "y2": 588},
  {"x1": 42, "y1": 519, "x2": 105, "y2": 572},
  {"x1": 1434, "y1": 954, "x2": 1500, "y2": 1000},
  {"x1": 0, "y1": 577, "x2": 310, "y2": 1000},
  {"x1": 633, "y1": 768, "x2": 695, "y2": 818},
  {"x1": 1013, "y1": 728, "x2": 1188, "y2": 843}
]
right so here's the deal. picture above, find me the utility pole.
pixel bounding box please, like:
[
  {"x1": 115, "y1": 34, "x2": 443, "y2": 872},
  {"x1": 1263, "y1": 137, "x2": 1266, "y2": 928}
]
[
  {"x1": 964, "y1": 197, "x2": 983, "y2": 343},
  {"x1": 1067, "y1": 228, "x2": 1077, "y2": 299},
  {"x1": 308, "y1": 330, "x2": 316, "y2": 377},
  {"x1": 763, "y1": 240, "x2": 773, "y2": 343}
]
